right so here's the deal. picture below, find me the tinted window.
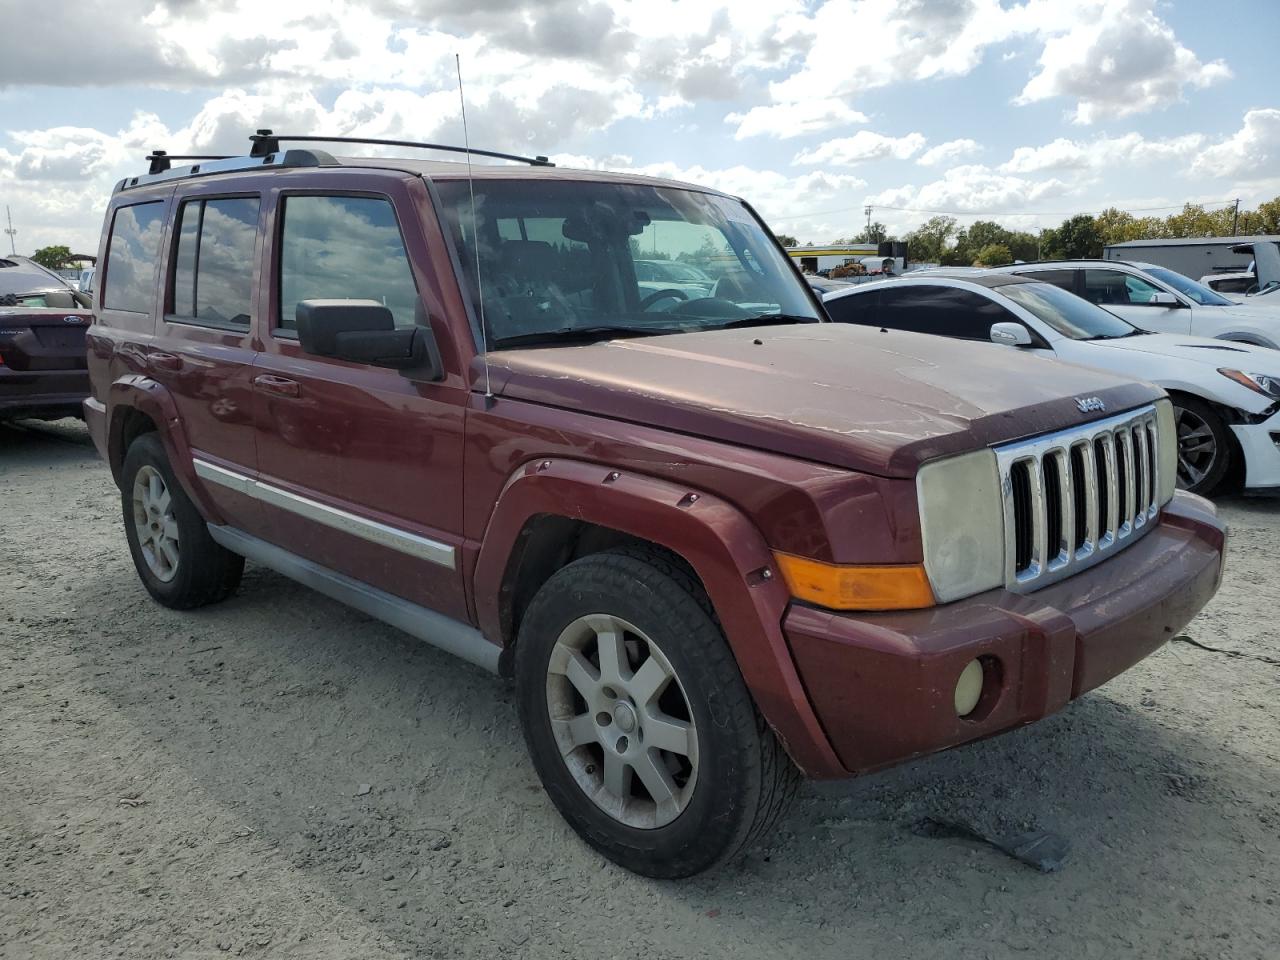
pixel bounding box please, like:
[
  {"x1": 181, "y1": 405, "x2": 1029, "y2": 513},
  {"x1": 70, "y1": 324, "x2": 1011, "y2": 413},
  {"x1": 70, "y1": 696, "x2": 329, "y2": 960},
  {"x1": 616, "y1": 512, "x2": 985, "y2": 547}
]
[
  {"x1": 104, "y1": 201, "x2": 165, "y2": 313},
  {"x1": 998, "y1": 282, "x2": 1135, "y2": 340},
  {"x1": 876, "y1": 284, "x2": 1014, "y2": 339},
  {"x1": 1016, "y1": 268, "x2": 1075, "y2": 293},
  {"x1": 171, "y1": 197, "x2": 259, "y2": 327},
  {"x1": 278, "y1": 196, "x2": 419, "y2": 330},
  {"x1": 1083, "y1": 269, "x2": 1162, "y2": 306},
  {"x1": 823, "y1": 290, "x2": 879, "y2": 325}
]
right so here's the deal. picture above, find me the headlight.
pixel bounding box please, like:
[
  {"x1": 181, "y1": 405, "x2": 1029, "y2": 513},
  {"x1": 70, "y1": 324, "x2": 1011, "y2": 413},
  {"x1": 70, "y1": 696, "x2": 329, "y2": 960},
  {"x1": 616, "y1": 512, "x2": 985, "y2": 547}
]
[
  {"x1": 1155, "y1": 397, "x2": 1177, "y2": 505},
  {"x1": 1219, "y1": 368, "x2": 1280, "y2": 401},
  {"x1": 916, "y1": 449, "x2": 1005, "y2": 603}
]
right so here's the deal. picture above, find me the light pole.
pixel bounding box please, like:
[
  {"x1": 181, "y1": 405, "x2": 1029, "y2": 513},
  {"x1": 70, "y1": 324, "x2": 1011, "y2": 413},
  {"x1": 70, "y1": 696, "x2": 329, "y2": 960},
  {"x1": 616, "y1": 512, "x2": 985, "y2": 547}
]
[{"x1": 3, "y1": 206, "x2": 15, "y2": 255}]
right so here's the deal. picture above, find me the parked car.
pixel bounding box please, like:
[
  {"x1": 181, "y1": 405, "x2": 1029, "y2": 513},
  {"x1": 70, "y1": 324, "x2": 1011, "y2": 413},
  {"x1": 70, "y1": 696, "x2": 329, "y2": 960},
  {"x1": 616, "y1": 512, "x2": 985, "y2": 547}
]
[
  {"x1": 632, "y1": 258, "x2": 714, "y2": 302},
  {"x1": 994, "y1": 260, "x2": 1280, "y2": 347},
  {"x1": 823, "y1": 273, "x2": 1280, "y2": 496},
  {"x1": 0, "y1": 256, "x2": 93, "y2": 421},
  {"x1": 85, "y1": 134, "x2": 1225, "y2": 877},
  {"x1": 803, "y1": 274, "x2": 854, "y2": 296}
]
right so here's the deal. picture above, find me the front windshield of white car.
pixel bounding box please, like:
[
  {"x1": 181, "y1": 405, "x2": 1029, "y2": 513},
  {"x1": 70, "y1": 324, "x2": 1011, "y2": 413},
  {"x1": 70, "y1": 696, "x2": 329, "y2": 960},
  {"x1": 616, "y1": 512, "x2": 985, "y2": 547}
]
[
  {"x1": 435, "y1": 179, "x2": 820, "y2": 349},
  {"x1": 1142, "y1": 265, "x2": 1235, "y2": 306},
  {"x1": 999, "y1": 281, "x2": 1139, "y2": 340}
]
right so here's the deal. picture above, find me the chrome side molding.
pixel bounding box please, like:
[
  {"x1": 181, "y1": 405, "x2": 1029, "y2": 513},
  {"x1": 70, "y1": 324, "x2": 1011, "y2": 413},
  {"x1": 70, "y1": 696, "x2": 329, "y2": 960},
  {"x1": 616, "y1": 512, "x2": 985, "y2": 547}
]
[{"x1": 207, "y1": 524, "x2": 500, "y2": 674}]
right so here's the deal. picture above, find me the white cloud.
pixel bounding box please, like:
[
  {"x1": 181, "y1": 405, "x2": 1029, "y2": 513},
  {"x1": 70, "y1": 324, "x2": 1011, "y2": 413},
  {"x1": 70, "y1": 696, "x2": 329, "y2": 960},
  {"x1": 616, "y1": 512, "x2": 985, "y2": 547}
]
[
  {"x1": 1000, "y1": 132, "x2": 1205, "y2": 175},
  {"x1": 794, "y1": 131, "x2": 927, "y2": 166},
  {"x1": 726, "y1": 99, "x2": 868, "y2": 140},
  {"x1": 1191, "y1": 109, "x2": 1280, "y2": 181},
  {"x1": 917, "y1": 138, "x2": 982, "y2": 167},
  {"x1": 867, "y1": 164, "x2": 1070, "y2": 220},
  {"x1": 1015, "y1": 0, "x2": 1230, "y2": 123}
]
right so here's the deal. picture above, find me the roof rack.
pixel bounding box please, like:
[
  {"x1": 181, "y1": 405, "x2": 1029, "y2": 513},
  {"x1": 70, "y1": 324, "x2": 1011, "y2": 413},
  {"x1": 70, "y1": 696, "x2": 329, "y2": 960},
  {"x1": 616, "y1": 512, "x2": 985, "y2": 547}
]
[
  {"x1": 146, "y1": 151, "x2": 232, "y2": 175},
  {"x1": 248, "y1": 129, "x2": 555, "y2": 167}
]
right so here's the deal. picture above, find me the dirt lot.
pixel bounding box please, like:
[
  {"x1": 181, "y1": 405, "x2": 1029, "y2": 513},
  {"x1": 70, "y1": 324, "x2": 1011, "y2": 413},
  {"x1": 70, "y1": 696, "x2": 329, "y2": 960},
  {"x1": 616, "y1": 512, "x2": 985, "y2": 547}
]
[{"x1": 2, "y1": 418, "x2": 1278, "y2": 959}]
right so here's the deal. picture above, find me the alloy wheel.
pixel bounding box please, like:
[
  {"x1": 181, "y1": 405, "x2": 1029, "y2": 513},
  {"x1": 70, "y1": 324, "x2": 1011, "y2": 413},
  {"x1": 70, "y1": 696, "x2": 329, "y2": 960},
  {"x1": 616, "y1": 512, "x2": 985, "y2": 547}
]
[
  {"x1": 131, "y1": 464, "x2": 181, "y2": 582},
  {"x1": 1174, "y1": 405, "x2": 1218, "y2": 489},
  {"x1": 545, "y1": 614, "x2": 699, "y2": 829}
]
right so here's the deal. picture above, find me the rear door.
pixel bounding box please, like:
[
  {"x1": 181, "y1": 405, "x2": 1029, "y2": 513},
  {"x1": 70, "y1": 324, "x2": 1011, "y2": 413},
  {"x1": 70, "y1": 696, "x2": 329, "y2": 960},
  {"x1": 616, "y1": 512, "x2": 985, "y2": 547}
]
[
  {"x1": 150, "y1": 187, "x2": 263, "y2": 530},
  {"x1": 250, "y1": 175, "x2": 470, "y2": 622},
  {"x1": 1080, "y1": 268, "x2": 1191, "y2": 334}
]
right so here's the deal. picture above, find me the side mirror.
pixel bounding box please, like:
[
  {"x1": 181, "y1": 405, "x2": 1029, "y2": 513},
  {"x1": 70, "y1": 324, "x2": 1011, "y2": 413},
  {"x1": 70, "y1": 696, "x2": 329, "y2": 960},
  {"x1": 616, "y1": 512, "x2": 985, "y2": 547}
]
[
  {"x1": 990, "y1": 321, "x2": 1032, "y2": 347},
  {"x1": 296, "y1": 299, "x2": 444, "y2": 381},
  {"x1": 1147, "y1": 291, "x2": 1180, "y2": 306}
]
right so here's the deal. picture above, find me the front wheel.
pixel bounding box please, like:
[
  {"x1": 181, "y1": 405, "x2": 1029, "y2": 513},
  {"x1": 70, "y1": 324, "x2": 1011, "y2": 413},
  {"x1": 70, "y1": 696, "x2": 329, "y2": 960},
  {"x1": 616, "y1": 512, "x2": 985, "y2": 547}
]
[
  {"x1": 515, "y1": 548, "x2": 798, "y2": 878},
  {"x1": 1172, "y1": 396, "x2": 1232, "y2": 496}
]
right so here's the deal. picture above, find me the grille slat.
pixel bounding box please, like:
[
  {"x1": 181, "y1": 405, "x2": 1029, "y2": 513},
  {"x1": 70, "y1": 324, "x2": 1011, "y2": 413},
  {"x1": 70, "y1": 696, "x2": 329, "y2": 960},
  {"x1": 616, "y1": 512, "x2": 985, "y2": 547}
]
[{"x1": 998, "y1": 406, "x2": 1162, "y2": 592}]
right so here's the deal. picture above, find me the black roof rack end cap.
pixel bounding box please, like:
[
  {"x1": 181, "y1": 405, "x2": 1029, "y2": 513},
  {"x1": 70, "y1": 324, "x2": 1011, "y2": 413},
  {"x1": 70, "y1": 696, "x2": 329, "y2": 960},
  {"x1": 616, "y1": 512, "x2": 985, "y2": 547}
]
[
  {"x1": 250, "y1": 129, "x2": 280, "y2": 158},
  {"x1": 146, "y1": 151, "x2": 171, "y2": 175}
]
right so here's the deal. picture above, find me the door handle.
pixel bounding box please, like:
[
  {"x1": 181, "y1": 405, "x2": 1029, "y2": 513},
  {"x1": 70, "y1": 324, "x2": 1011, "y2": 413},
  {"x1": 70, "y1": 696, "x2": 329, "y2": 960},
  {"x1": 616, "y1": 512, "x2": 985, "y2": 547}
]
[
  {"x1": 253, "y1": 374, "x2": 301, "y2": 398},
  {"x1": 147, "y1": 352, "x2": 183, "y2": 372}
]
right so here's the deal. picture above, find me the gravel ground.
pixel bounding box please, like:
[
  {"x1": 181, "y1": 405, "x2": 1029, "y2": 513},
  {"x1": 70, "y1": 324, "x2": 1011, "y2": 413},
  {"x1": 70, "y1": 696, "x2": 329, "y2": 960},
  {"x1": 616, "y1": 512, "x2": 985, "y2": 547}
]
[{"x1": 3, "y1": 418, "x2": 1278, "y2": 960}]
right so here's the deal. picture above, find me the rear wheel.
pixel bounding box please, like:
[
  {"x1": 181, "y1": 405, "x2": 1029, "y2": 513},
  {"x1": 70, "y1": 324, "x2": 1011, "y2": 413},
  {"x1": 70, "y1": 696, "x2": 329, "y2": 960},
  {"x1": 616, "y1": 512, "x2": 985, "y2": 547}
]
[
  {"x1": 515, "y1": 548, "x2": 798, "y2": 878},
  {"x1": 1172, "y1": 395, "x2": 1232, "y2": 496},
  {"x1": 121, "y1": 433, "x2": 243, "y2": 608}
]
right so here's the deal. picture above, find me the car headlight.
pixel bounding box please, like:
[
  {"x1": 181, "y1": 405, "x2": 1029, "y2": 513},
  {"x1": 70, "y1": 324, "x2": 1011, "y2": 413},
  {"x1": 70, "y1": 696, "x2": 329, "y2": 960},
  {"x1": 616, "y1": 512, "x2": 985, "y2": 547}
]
[
  {"x1": 1155, "y1": 397, "x2": 1177, "y2": 506},
  {"x1": 1219, "y1": 368, "x2": 1280, "y2": 401},
  {"x1": 916, "y1": 449, "x2": 1005, "y2": 603}
]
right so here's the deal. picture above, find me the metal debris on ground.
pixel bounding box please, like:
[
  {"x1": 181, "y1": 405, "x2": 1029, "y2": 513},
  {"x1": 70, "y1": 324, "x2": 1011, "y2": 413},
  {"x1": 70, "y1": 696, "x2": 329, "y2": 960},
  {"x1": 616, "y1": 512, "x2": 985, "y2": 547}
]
[{"x1": 911, "y1": 817, "x2": 1070, "y2": 873}]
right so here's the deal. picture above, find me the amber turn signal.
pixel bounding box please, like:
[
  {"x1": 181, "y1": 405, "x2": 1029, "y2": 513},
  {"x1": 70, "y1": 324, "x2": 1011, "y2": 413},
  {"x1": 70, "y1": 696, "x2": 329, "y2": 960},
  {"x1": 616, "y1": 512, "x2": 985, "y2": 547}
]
[{"x1": 772, "y1": 553, "x2": 936, "y2": 611}]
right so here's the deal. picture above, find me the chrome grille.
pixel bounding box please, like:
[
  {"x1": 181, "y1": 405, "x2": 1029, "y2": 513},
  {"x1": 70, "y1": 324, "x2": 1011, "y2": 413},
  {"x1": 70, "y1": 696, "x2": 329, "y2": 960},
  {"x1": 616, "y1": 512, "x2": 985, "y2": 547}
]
[{"x1": 995, "y1": 405, "x2": 1162, "y2": 592}]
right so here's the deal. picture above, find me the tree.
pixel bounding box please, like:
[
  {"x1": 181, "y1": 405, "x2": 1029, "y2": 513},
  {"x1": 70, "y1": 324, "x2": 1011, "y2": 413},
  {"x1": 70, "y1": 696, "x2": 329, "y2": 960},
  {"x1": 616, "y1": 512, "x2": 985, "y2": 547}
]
[
  {"x1": 905, "y1": 215, "x2": 957, "y2": 263},
  {"x1": 972, "y1": 243, "x2": 1013, "y2": 267},
  {"x1": 31, "y1": 245, "x2": 72, "y2": 269},
  {"x1": 1006, "y1": 231, "x2": 1039, "y2": 262},
  {"x1": 1238, "y1": 197, "x2": 1280, "y2": 235},
  {"x1": 1046, "y1": 214, "x2": 1102, "y2": 259},
  {"x1": 850, "y1": 221, "x2": 890, "y2": 244},
  {"x1": 775, "y1": 233, "x2": 798, "y2": 247}
]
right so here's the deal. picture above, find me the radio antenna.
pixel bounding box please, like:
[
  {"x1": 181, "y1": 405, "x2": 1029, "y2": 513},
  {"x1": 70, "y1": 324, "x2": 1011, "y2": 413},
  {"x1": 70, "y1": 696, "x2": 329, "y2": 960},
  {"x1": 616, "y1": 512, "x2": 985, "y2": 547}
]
[{"x1": 456, "y1": 53, "x2": 492, "y2": 400}]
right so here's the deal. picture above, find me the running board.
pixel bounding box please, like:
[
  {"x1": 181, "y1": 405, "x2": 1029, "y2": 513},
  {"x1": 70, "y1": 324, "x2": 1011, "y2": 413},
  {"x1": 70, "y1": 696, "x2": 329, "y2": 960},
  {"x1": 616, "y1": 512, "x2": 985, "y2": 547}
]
[{"x1": 207, "y1": 524, "x2": 500, "y2": 674}]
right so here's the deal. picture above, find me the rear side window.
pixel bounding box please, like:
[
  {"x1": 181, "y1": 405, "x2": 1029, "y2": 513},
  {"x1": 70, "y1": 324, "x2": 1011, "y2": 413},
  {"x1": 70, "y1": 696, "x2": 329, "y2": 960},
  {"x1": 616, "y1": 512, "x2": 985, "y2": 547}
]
[
  {"x1": 103, "y1": 201, "x2": 165, "y2": 313},
  {"x1": 823, "y1": 291, "x2": 879, "y2": 325},
  {"x1": 876, "y1": 285, "x2": 1014, "y2": 340},
  {"x1": 277, "y1": 195, "x2": 419, "y2": 331},
  {"x1": 1015, "y1": 268, "x2": 1075, "y2": 293},
  {"x1": 171, "y1": 197, "x2": 260, "y2": 328},
  {"x1": 1083, "y1": 269, "x2": 1162, "y2": 306}
]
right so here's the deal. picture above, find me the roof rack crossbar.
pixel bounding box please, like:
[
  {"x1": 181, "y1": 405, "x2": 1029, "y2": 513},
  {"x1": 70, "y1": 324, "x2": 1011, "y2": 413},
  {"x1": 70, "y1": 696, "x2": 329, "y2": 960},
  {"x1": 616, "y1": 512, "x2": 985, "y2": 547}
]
[
  {"x1": 145, "y1": 150, "x2": 233, "y2": 175},
  {"x1": 248, "y1": 130, "x2": 555, "y2": 167}
]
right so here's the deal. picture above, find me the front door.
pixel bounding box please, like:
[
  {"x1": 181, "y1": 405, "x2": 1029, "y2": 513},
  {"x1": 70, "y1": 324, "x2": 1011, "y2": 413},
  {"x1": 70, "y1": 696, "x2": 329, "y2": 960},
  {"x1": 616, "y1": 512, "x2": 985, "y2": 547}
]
[
  {"x1": 250, "y1": 178, "x2": 470, "y2": 622},
  {"x1": 1081, "y1": 268, "x2": 1192, "y2": 335}
]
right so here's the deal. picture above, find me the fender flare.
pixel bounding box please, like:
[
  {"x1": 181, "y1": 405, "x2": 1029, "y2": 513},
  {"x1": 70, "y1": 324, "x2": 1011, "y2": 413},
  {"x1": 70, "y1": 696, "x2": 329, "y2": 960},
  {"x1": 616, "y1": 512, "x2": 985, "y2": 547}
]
[
  {"x1": 105, "y1": 375, "x2": 226, "y2": 523},
  {"x1": 472, "y1": 457, "x2": 847, "y2": 778}
]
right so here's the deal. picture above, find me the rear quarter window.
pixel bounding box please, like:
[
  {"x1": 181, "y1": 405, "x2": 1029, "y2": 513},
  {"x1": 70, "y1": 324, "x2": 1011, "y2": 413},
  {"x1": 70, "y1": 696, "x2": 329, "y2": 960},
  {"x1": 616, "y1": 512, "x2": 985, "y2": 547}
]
[
  {"x1": 823, "y1": 290, "x2": 878, "y2": 325},
  {"x1": 103, "y1": 201, "x2": 165, "y2": 313}
]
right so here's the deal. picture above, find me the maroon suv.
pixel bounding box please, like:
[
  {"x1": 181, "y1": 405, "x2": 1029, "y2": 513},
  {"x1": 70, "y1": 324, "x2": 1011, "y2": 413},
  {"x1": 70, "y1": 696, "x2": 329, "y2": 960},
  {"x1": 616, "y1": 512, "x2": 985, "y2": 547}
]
[{"x1": 84, "y1": 133, "x2": 1226, "y2": 877}]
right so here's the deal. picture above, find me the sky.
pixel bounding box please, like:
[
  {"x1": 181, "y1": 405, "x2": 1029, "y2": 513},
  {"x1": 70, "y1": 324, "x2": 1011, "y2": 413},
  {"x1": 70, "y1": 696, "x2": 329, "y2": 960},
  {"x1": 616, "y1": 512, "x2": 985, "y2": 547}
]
[{"x1": 1, "y1": 0, "x2": 1278, "y2": 255}]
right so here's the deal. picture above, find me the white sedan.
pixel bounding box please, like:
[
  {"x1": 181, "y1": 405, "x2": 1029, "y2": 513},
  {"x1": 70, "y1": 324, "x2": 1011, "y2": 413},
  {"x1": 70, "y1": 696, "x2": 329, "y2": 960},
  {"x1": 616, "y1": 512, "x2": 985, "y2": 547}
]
[
  {"x1": 823, "y1": 272, "x2": 1280, "y2": 496},
  {"x1": 992, "y1": 259, "x2": 1280, "y2": 348}
]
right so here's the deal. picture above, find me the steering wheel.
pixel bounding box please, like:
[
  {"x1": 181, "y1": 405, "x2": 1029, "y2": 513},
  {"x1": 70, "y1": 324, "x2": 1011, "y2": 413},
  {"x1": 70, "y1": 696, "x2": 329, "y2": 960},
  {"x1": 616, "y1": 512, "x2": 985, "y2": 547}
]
[{"x1": 640, "y1": 288, "x2": 688, "y2": 311}]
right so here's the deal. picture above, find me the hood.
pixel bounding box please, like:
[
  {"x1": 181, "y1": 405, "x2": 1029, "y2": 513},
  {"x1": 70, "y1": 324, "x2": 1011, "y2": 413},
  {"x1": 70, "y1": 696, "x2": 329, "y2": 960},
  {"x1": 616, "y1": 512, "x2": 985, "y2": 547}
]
[
  {"x1": 1203, "y1": 299, "x2": 1280, "y2": 319},
  {"x1": 483, "y1": 324, "x2": 1163, "y2": 477},
  {"x1": 1087, "y1": 332, "x2": 1279, "y2": 366}
]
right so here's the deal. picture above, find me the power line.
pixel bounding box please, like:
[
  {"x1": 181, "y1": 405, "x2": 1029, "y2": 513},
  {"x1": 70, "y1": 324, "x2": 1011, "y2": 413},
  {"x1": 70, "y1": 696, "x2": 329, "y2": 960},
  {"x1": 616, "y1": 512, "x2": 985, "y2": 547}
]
[{"x1": 777, "y1": 197, "x2": 1241, "y2": 222}]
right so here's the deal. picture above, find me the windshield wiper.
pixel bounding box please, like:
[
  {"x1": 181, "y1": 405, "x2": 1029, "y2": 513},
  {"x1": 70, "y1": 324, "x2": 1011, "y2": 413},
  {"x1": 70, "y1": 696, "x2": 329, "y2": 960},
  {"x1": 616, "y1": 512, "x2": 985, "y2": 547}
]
[
  {"x1": 711, "y1": 313, "x2": 821, "y2": 331},
  {"x1": 491, "y1": 324, "x2": 684, "y2": 349}
]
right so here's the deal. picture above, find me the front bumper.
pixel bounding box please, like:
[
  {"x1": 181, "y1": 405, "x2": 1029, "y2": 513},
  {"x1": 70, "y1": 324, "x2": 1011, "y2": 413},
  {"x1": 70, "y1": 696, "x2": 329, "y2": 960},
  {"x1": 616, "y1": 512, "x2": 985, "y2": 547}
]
[
  {"x1": 1232, "y1": 406, "x2": 1280, "y2": 490},
  {"x1": 784, "y1": 491, "x2": 1226, "y2": 777},
  {"x1": 0, "y1": 367, "x2": 89, "y2": 420}
]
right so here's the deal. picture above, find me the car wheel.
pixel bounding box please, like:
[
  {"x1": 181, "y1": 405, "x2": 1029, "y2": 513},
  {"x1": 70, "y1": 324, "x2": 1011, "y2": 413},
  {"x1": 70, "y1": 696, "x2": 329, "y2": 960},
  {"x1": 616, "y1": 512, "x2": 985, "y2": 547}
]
[
  {"x1": 121, "y1": 432, "x2": 244, "y2": 609},
  {"x1": 1172, "y1": 396, "x2": 1232, "y2": 496},
  {"x1": 515, "y1": 548, "x2": 798, "y2": 878}
]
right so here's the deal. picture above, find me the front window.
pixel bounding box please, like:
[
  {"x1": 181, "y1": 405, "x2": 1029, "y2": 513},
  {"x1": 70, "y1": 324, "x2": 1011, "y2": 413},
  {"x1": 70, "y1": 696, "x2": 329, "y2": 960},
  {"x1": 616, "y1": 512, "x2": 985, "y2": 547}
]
[
  {"x1": 1142, "y1": 265, "x2": 1235, "y2": 306},
  {"x1": 999, "y1": 281, "x2": 1138, "y2": 340},
  {"x1": 434, "y1": 179, "x2": 819, "y2": 349}
]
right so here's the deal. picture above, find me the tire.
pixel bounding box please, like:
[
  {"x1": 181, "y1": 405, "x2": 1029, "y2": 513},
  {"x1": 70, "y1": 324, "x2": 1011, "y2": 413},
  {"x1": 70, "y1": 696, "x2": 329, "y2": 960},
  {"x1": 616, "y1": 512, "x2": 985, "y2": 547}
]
[
  {"x1": 515, "y1": 547, "x2": 799, "y2": 877},
  {"x1": 120, "y1": 432, "x2": 243, "y2": 609},
  {"x1": 1171, "y1": 395, "x2": 1232, "y2": 496}
]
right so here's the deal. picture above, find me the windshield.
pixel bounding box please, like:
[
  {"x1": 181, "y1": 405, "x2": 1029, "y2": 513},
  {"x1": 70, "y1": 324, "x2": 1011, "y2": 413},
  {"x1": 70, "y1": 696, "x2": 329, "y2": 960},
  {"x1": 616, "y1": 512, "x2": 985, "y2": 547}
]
[
  {"x1": 1142, "y1": 265, "x2": 1235, "y2": 306},
  {"x1": 999, "y1": 281, "x2": 1139, "y2": 340},
  {"x1": 435, "y1": 179, "x2": 819, "y2": 349}
]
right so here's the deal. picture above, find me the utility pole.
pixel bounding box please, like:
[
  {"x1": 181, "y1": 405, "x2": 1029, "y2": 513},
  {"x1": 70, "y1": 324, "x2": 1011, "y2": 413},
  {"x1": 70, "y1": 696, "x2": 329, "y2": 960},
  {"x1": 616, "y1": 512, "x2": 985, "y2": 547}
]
[
  {"x1": 864, "y1": 205, "x2": 872, "y2": 240},
  {"x1": 1232, "y1": 198, "x2": 1240, "y2": 236},
  {"x1": 3, "y1": 206, "x2": 15, "y2": 255}
]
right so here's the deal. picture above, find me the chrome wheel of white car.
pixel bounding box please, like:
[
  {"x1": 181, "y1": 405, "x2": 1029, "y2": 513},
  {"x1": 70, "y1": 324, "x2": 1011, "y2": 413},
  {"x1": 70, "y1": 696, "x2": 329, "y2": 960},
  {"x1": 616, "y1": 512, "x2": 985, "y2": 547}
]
[
  {"x1": 131, "y1": 464, "x2": 180, "y2": 582},
  {"x1": 1175, "y1": 406, "x2": 1218, "y2": 490},
  {"x1": 545, "y1": 613, "x2": 699, "y2": 829}
]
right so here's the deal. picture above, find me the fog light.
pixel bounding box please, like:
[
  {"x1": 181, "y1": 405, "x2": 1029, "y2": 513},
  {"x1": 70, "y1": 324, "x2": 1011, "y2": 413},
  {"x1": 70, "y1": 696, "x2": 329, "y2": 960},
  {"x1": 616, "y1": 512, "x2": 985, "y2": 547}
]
[{"x1": 954, "y1": 659, "x2": 984, "y2": 717}]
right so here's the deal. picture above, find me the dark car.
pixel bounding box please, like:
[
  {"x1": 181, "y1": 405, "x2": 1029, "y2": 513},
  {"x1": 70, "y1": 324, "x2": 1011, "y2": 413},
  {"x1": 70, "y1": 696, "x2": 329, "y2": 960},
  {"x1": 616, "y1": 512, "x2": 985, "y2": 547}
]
[
  {"x1": 0, "y1": 256, "x2": 93, "y2": 421},
  {"x1": 84, "y1": 132, "x2": 1225, "y2": 877}
]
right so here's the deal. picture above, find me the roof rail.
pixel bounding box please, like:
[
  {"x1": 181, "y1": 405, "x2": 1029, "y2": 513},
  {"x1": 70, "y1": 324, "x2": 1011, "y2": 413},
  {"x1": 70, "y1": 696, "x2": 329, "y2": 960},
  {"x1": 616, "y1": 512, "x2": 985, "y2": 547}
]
[
  {"x1": 146, "y1": 150, "x2": 232, "y2": 175},
  {"x1": 118, "y1": 148, "x2": 340, "y2": 193},
  {"x1": 248, "y1": 129, "x2": 555, "y2": 167}
]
